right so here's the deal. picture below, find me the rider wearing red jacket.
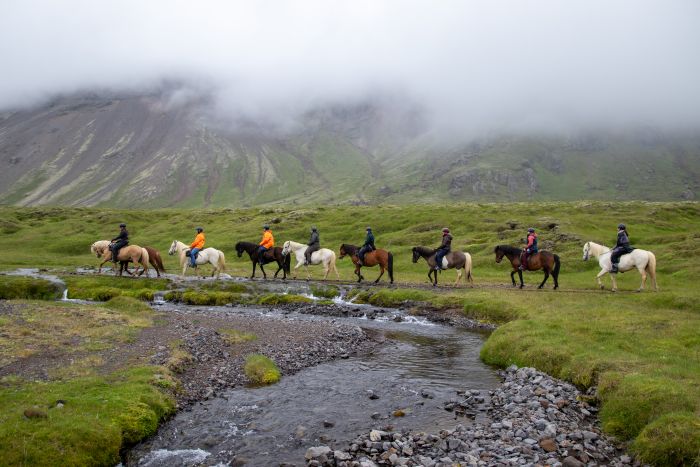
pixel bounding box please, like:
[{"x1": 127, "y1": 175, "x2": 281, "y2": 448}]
[{"x1": 519, "y1": 228, "x2": 538, "y2": 271}]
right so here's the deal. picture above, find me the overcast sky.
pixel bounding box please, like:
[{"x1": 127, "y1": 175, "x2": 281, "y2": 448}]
[{"x1": 1, "y1": 0, "x2": 699, "y2": 135}]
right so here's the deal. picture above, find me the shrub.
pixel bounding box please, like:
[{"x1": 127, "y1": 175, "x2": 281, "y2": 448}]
[
  {"x1": 244, "y1": 354, "x2": 281, "y2": 385},
  {"x1": 309, "y1": 284, "x2": 339, "y2": 299},
  {"x1": 0, "y1": 276, "x2": 62, "y2": 300},
  {"x1": 257, "y1": 294, "x2": 312, "y2": 305},
  {"x1": 632, "y1": 412, "x2": 700, "y2": 466}
]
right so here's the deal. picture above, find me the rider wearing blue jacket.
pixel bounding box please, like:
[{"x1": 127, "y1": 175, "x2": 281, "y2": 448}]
[{"x1": 610, "y1": 224, "x2": 633, "y2": 273}]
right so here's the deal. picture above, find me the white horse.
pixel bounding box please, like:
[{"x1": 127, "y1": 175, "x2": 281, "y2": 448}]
[
  {"x1": 281, "y1": 240, "x2": 340, "y2": 280},
  {"x1": 582, "y1": 241, "x2": 658, "y2": 292},
  {"x1": 168, "y1": 240, "x2": 226, "y2": 279}
]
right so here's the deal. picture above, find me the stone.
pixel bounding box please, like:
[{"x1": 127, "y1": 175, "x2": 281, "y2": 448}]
[
  {"x1": 562, "y1": 456, "x2": 585, "y2": 467},
  {"x1": 305, "y1": 446, "x2": 331, "y2": 460},
  {"x1": 539, "y1": 438, "x2": 558, "y2": 452},
  {"x1": 371, "y1": 412, "x2": 381, "y2": 419},
  {"x1": 323, "y1": 420, "x2": 335, "y2": 428},
  {"x1": 369, "y1": 430, "x2": 385, "y2": 442},
  {"x1": 334, "y1": 450, "x2": 352, "y2": 461}
]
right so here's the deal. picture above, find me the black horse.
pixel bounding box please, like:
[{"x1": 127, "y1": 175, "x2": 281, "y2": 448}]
[{"x1": 235, "y1": 241, "x2": 290, "y2": 280}]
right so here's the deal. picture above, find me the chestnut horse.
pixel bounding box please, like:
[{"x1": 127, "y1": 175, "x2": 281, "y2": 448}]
[
  {"x1": 131, "y1": 246, "x2": 166, "y2": 277},
  {"x1": 339, "y1": 244, "x2": 394, "y2": 284},
  {"x1": 91, "y1": 240, "x2": 154, "y2": 277},
  {"x1": 494, "y1": 245, "x2": 560, "y2": 289},
  {"x1": 235, "y1": 241, "x2": 289, "y2": 279}
]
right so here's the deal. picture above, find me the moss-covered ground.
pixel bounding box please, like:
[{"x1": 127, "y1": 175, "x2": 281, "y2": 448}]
[{"x1": 0, "y1": 202, "x2": 698, "y2": 465}]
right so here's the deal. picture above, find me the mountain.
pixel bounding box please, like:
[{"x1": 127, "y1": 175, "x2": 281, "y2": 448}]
[{"x1": 0, "y1": 91, "x2": 698, "y2": 207}]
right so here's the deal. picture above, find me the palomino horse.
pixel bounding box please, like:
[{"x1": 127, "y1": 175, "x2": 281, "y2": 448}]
[
  {"x1": 92, "y1": 241, "x2": 165, "y2": 277},
  {"x1": 494, "y1": 245, "x2": 560, "y2": 289},
  {"x1": 412, "y1": 246, "x2": 473, "y2": 287},
  {"x1": 281, "y1": 240, "x2": 339, "y2": 280},
  {"x1": 235, "y1": 241, "x2": 290, "y2": 279},
  {"x1": 583, "y1": 241, "x2": 658, "y2": 292},
  {"x1": 339, "y1": 244, "x2": 394, "y2": 284},
  {"x1": 168, "y1": 240, "x2": 226, "y2": 279},
  {"x1": 90, "y1": 240, "x2": 150, "y2": 276}
]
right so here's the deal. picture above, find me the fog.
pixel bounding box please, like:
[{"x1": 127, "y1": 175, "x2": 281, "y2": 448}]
[{"x1": 1, "y1": 0, "x2": 699, "y2": 136}]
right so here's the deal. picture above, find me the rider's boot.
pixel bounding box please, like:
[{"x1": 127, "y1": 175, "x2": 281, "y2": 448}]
[{"x1": 610, "y1": 263, "x2": 618, "y2": 273}]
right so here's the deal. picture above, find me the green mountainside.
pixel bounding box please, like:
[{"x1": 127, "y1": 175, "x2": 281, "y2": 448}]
[{"x1": 0, "y1": 92, "x2": 698, "y2": 207}]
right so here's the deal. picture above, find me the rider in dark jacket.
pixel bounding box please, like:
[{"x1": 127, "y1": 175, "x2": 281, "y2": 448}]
[
  {"x1": 610, "y1": 223, "x2": 633, "y2": 273},
  {"x1": 434, "y1": 228, "x2": 452, "y2": 270},
  {"x1": 305, "y1": 227, "x2": 320, "y2": 266},
  {"x1": 110, "y1": 223, "x2": 129, "y2": 263},
  {"x1": 358, "y1": 227, "x2": 375, "y2": 266},
  {"x1": 519, "y1": 228, "x2": 538, "y2": 271}
]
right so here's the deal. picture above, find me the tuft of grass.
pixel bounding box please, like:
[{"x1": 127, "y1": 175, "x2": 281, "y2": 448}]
[
  {"x1": 103, "y1": 295, "x2": 153, "y2": 314},
  {"x1": 0, "y1": 276, "x2": 62, "y2": 300},
  {"x1": 61, "y1": 275, "x2": 169, "y2": 302},
  {"x1": 462, "y1": 292, "x2": 522, "y2": 324},
  {"x1": 309, "y1": 284, "x2": 339, "y2": 299},
  {"x1": 257, "y1": 293, "x2": 313, "y2": 305},
  {"x1": 632, "y1": 412, "x2": 700, "y2": 466},
  {"x1": 164, "y1": 290, "x2": 243, "y2": 306},
  {"x1": 220, "y1": 328, "x2": 257, "y2": 345},
  {"x1": 244, "y1": 354, "x2": 281, "y2": 385},
  {"x1": 0, "y1": 366, "x2": 175, "y2": 466},
  {"x1": 355, "y1": 288, "x2": 435, "y2": 307}
]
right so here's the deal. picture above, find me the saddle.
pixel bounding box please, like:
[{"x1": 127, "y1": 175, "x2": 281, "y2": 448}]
[{"x1": 185, "y1": 249, "x2": 200, "y2": 259}]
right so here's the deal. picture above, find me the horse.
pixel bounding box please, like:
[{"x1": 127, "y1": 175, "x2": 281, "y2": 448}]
[
  {"x1": 91, "y1": 240, "x2": 153, "y2": 277},
  {"x1": 131, "y1": 246, "x2": 166, "y2": 277},
  {"x1": 583, "y1": 241, "x2": 658, "y2": 292},
  {"x1": 168, "y1": 240, "x2": 226, "y2": 279},
  {"x1": 411, "y1": 246, "x2": 473, "y2": 287},
  {"x1": 339, "y1": 244, "x2": 394, "y2": 284},
  {"x1": 235, "y1": 241, "x2": 290, "y2": 279},
  {"x1": 494, "y1": 245, "x2": 560, "y2": 289},
  {"x1": 281, "y1": 240, "x2": 339, "y2": 281}
]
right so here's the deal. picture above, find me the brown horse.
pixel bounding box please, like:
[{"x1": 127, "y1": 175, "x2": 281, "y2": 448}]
[
  {"x1": 235, "y1": 241, "x2": 290, "y2": 279},
  {"x1": 91, "y1": 240, "x2": 155, "y2": 276},
  {"x1": 412, "y1": 246, "x2": 474, "y2": 287},
  {"x1": 111, "y1": 245, "x2": 150, "y2": 277},
  {"x1": 494, "y1": 245, "x2": 560, "y2": 289},
  {"x1": 339, "y1": 244, "x2": 393, "y2": 284}
]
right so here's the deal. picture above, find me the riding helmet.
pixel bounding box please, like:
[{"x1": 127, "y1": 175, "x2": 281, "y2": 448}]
[
  {"x1": 311, "y1": 226, "x2": 317, "y2": 231},
  {"x1": 366, "y1": 226, "x2": 371, "y2": 231},
  {"x1": 119, "y1": 223, "x2": 126, "y2": 228},
  {"x1": 263, "y1": 224, "x2": 270, "y2": 230},
  {"x1": 442, "y1": 227, "x2": 450, "y2": 233},
  {"x1": 528, "y1": 227, "x2": 535, "y2": 233},
  {"x1": 195, "y1": 227, "x2": 203, "y2": 232},
  {"x1": 618, "y1": 223, "x2": 626, "y2": 230}
]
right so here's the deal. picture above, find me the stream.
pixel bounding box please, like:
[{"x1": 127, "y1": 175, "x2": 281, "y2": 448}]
[{"x1": 127, "y1": 305, "x2": 499, "y2": 467}]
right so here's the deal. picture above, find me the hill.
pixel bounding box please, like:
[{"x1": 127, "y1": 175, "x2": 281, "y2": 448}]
[{"x1": 0, "y1": 91, "x2": 698, "y2": 207}]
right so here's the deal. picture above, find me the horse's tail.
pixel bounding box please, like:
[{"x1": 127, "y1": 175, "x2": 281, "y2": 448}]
[
  {"x1": 218, "y1": 251, "x2": 226, "y2": 272},
  {"x1": 464, "y1": 252, "x2": 474, "y2": 284},
  {"x1": 646, "y1": 251, "x2": 658, "y2": 291},
  {"x1": 552, "y1": 253, "x2": 561, "y2": 279},
  {"x1": 388, "y1": 252, "x2": 394, "y2": 283},
  {"x1": 154, "y1": 251, "x2": 166, "y2": 273},
  {"x1": 141, "y1": 248, "x2": 150, "y2": 272}
]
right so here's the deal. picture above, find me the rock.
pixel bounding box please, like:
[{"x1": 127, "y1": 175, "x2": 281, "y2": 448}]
[
  {"x1": 334, "y1": 450, "x2": 351, "y2": 461},
  {"x1": 539, "y1": 438, "x2": 558, "y2": 452},
  {"x1": 323, "y1": 420, "x2": 335, "y2": 428},
  {"x1": 371, "y1": 412, "x2": 381, "y2": 420},
  {"x1": 370, "y1": 430, "x2": 385, "y2": 442},
  {"x1": 392, "y1": 409, "x2": 406, "y2": 417},
  {"x1": 367, "y1": 390, "x2": 380, "y2": 400},
  {"x1": 305, "y1": 446, "x2": 331, "y2": 460},
  {"x1": 562, "y1": 456, "x2": 585, "y2": 467},
  {"x1": 23, "y1": 407, "x2": 47, "y2": 419}
]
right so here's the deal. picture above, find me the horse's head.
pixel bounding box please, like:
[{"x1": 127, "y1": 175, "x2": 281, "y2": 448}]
[
  {"x1": 91, "y1": 242, "x2": 103, "y2": 258},
  {"x1": 168, "y1": 240, "x2": 178, "y2": 256},
  {"x1": 281, "y1": 241, "x2": 291, "y2": 256},
  {"x1": 234, "y1": 242, "x2": 244, "y2": 257},
  {"x1": 582, "y1": 242, "x2": 590, "y2": 261},
  {"x1": 338, "y1": 244, "x2": 347, "y2": 259},
  {"x1": 411, "y1": 247, "x2": 420, "y2": 263},
  {"x1": 494, "y1": 246, "x2": 504, "y2": 263}
]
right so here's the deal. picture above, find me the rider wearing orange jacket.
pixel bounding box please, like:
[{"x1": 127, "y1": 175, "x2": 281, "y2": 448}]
[
  {"x1": 189, "y1": 227, "x2": 205, "y2": 267},
  {"x1": 258, "y1": 225, "x2": 274, "y2": 264}
]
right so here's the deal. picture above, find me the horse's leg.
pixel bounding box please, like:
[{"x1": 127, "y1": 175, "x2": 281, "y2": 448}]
[
  {"x1": 538, "y1": 269, "x2": 549, "y2": 289},
  {"x1": 518, "y1": 269, "x2": 524, "y2": 289},
  {"x1": 374, "y1": 266, "x2": 385, "y2": 284},
  {"x1": 454, "y1": 268, "x2": 462, "y2": 287},
  {"x1": 251, "y1": 261, "x2": 257, "y2": 279},
  {"x1": 596, "y1": 269, "x2": 607, "y2": 290},
  {"x1": 610, "y1": 273, "x2": 618, "y2": 292},
  {"x1": 355, "y1": 264, "x2": 362, "y2": 283},
  {"x1": 510, "y1": 270, "x2": 517, "y2": 286},
  {"x1": 322, "y1": 261, "x2": 330, "y2": 280},
  {"x1": 181, "y1": 262, "x2": 187, "y2": 278},
  {"x1": 637, "y1": 265, "x2": 647, "y2": 292},
  {"x1": 260, "y1": 263, "x2": 267, "y2": 280}
]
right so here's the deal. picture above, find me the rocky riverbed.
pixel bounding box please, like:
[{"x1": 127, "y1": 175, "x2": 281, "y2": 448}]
[{"x1": 305, "y1": 366, "x2": 635, "y2": 467}]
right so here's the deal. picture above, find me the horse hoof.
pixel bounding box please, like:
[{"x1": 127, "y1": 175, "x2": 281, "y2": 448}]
[
  {"x1": 538, "y1": 286, "x2": 543, "y2": 289},
  {"x1": 636, "y1": 289, "x2": 642, "y2": 293},
  {"x1": 519, "y1": 285, "x2": 524, "y2": 289}
]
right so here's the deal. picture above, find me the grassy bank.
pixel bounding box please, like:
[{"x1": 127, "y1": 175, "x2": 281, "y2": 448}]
[
  {"x1": 0, "y1": 202, "x2": 699, "y2": 465},
  {"x1": 0, "y1": 298, "x2": 176, "y2": 465}
]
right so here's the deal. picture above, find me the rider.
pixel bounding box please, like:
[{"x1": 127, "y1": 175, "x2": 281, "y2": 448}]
[
  {"x1": 434, "y1": 227, "x2": 452, "y2": 270},
  {"x1": 305, "y1": 226, "x2": 320, "y2": 266},
  {"x1": 110, "y1": 223, "x2": 129, "y2": 263},
  {"x1": 258, "y1": 224, "x2": 274, "y2": 265},
  {"x1": 189, "y1": 227, "x2": 205, "y2": 268},
  {"x1": 357, "y1": 227, "x2": 375, "y2": 266},
  {"x1": 610, "y1": 223, "x2": 633, "y2": 273},
  {"x1": 519, "y1": 228, "x2": 538, "y2": 271}
]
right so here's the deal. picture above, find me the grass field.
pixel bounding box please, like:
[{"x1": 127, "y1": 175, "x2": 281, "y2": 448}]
[{"x1": 0, "y1": 201, "x2": 699, "y2": 465}]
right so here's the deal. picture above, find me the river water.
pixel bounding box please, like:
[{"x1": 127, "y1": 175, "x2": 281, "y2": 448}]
[{"x1": 128, "y1": 307, "x2": 499, "y2": 467}]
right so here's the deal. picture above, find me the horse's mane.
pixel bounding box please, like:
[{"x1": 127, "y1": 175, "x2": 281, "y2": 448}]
[
  {"x1": 235, "y1": 241, "x2": 258, "y2": 250},
  {"x1": 340, "y1": 244, "x2": 359, "y2": 254},
  {"x1": 495, "y1": 245, "x2": 522, "y2": 256},
  {"x1": 413, "y1": 246, "x2": 435, "y2": 256}
]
